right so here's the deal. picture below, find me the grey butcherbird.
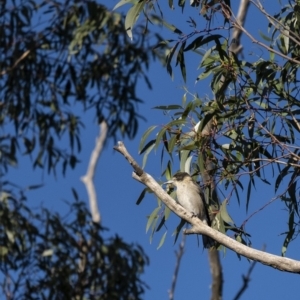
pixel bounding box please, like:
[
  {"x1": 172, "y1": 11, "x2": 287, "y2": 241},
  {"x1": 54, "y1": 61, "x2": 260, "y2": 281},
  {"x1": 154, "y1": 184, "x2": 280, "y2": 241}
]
[{"x1": 165, "y1": 172, "x2": 215, "y2": 248}]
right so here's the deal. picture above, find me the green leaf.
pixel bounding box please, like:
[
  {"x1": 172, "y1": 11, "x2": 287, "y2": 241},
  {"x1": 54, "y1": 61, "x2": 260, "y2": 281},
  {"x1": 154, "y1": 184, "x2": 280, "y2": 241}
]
[
  {"x1": 160, "y1": 20, "x2": 183, "y2": 34},
  {"x1": 194, "y1": 35, "x2": 223, "y2": 52},
  {"x1": 246, "y1": 179, "x2": 252, "y2": 213},
  {"x1": 173, "y1": 218, "x2": 186, "y2": 244},
  {"x1": 184, "y1": 36, "x2": 203, "y2": 51},
  {"x1": 196, "y1": 69, "x2": 212, "y2": 81},
  {"x1": 155, "y1": 119, "x2": 185, "y2": 150},
  {"x1": 139, "y1": 126, "x2": 157, "y2": 153},
  {"x1": 220, "y1": 200, "x2": 234, "y2": 224},
  {"x1": 155, "y1": 127, "x2": 167, "y2": 149},
  {"x1": 248, "y1": 114, "x2": 255, "y2": 139},
  {"x1": 178, "y1": 0, "x2": 186, "y2": 11},
  {"x1": 259, "y1": 146, "x2": 273, "y2": 159},
  {"x1": 164, "y1": 160, "x2": 173, "y2": 179},
  {"x1": 234, "y1": 184, "x2": 241, "y2": 206},
  {"x1": 136, "y1": 188, "x2": 148, "y2": 205},
  {"x1": 140, "y1": 139, "x2": 156, "y2": 155},
  {"x1": 6, "y1": 230, "x2": 15, "y2": 243},
  {"x1": 146, "y1": 207, "x2": 161, "y2": 233},
  {"x1": 42, "y1": 249, "x2": 54, "y2": 257},
  {"x1": 168, "y1": 134, "x2": 178, "y2": 154},
  {"x1": 176, "y1": 42, "x2": 187, "y2": 82},
  {"x1": 156, "y1": 216, "x2": 166, "y2": 232},
  {"x1": 258, "y1": 30, "x2": 272, "y2": 42},
  {"x1": 27, "y1": 184, "x2": 44, "y2": 190},
  {"x1": 180, "y1": 150, "x2": 190, "y2": 172},
  {"x1": 153, "y1": 105, "x2": 182, "y2": 110},
  {"x1": 197, "y1": 113, "x2": 214, "y2": 134},
  {"x1": 0, "y1": 246, "x2": 8, "y2": 257},
  {"x1": 113, "y1": 0, "x2": 136, "y2": 11},
  {"x1": 288, "y1": 170, "x2": 299, "y2": 216},
  {"x1": 275, "y1": 164, "x2": 291, "y2": 193},
  {"x1": 125, "y1": 1, "x2": 145, "y2": 40},
  {"x1": 157, "y1": 231, "x2": 167, "y2": 249},
  {"x1": 166, "y1": 42, "x2": 180, "y2": 78},
  {"x1": 72, "y1": 188, "x2": 79, "y2": 201},
  {"x1": 165, "y1": 205, "x2": 171, "y2": 220},
  {"x1": 282, "y1": 212, "x2": 295, "y2": 256},
  {"x1": 142, "y1": 141, "x2": 156, "y2": 169},
  {"x1": 153, "y1": 39, "x2": 176, "y2": 49},
  {"x1": 184, "y1": 155, "x2": 193, "y2": 173}
]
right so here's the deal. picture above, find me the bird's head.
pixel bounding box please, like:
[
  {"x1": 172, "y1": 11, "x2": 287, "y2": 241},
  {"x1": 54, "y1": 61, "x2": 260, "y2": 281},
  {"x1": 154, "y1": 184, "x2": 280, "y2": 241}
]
[{"x1": 164, "y1": 172, "x2": 192, "y2": 187}]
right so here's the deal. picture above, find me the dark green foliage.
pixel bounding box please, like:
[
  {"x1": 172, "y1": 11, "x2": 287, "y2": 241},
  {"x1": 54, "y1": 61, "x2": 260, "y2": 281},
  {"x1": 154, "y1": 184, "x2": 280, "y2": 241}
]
[
  {"x1": 0, "y1": 0, "x2": 159, "y2": 175},
  {"x1": 0, "y1": 188, "x2": 149, "y2": 299}
]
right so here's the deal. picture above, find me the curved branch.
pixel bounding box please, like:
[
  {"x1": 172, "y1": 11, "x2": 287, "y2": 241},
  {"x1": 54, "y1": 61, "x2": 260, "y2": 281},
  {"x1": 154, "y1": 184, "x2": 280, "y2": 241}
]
[
  {"x1": 81, "y1": 121, "x2": 108, "y2": 223},
  {"x1": 114, "y1": 141, "x2": 300, "y2": 274}
]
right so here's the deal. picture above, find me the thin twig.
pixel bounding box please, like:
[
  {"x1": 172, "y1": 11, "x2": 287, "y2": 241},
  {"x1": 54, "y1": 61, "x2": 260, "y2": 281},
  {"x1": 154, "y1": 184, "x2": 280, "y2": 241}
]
[
  {"x1": 0, "y1": 50, "x2": 31, "y2": 77},
  {"x1": 232, "y1": 246, "x2": 261, "y2": 300},
  {"x1": 252, "y1": 0, "x2": 300, "y2": 47},
  {"x1": 168, "y1": 234, "x2": 186, "y2": 300},
  {"x1": 231, "y1": 14, "x2": 300, "y2": 65}
]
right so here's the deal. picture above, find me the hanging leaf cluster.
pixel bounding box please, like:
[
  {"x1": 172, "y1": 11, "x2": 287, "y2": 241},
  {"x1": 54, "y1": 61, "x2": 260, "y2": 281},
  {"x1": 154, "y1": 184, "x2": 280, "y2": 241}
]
[{"x1": 0, "y1": 0, "x2": 161, "y2": 175}]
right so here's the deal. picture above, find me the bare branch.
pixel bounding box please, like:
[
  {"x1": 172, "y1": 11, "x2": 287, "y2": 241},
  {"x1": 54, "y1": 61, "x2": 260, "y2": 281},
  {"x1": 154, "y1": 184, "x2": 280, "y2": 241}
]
[
  {"x1": 233, "y1": 257, "x2": 258, "y2": 300},
  {"x1": 229, "y1": 0, "x2": 250, "y2": 54},
  {"x1": 168, "y1": 235, "x2": 186, "y2": 300},
  {"x1": 229, "y1": 9, "x2": 300, "y2": 65},
  {"x1": 81, "y1": 121, "x2": 108, "y2": 223},
  {"x1": 252, "y1": 0, "x2": 300, "y2": 47},
  {"x1": 114, "y1": 141, "x2": 300, "y2": 274},
  {"x1": 209, "y1": 249, "x2": 223, "y2": 300}
]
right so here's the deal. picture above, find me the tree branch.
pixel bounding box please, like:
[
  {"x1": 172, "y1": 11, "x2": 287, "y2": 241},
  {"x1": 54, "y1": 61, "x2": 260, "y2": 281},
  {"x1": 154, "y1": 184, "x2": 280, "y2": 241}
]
[
  {"x1": 229, "y1": 0, "x2": 250, "y2": 54},
  {"x1": 229, "y1": 7, "x2": 300, "y2": 65},
  {"x1": 168, "y1": 235, "x2": 186, "y2": 300},
  {"x1": 114, "y1": 141, "x2": 300, "y2": 274},
  {"x1": 81, "y1": 121, "x2": 108, "y2": 223},
  {"x1": 205, "y1": 2, "x2": 251, "y2": 298},
  {"x1": 233, "y1": 258, "x2": 257, "y2": 300},
  {"x1": 209, "y1": 248, "x2": 223, "y2": 300}
]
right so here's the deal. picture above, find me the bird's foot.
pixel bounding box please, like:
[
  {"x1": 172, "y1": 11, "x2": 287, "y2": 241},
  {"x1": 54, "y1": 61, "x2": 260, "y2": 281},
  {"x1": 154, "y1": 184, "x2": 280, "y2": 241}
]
[{"x1": 190, "y1": 212, "x2": 198, "y2": 218}]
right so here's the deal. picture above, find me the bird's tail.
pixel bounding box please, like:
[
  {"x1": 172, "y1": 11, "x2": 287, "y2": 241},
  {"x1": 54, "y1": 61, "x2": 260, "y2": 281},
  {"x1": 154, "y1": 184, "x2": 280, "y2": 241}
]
[
  {"x1": 201, "y1": 218, "x2": 215, "y2": 248},
  {"x1": 202, "y1": 235, "x2": 215, "y2": 249}
]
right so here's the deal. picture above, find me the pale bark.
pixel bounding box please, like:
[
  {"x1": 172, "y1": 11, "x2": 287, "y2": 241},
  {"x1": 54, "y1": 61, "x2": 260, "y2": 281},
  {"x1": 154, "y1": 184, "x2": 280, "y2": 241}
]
[
  {"x1": 81, "y1": 121, "x2": 108, "y2": 223},
  {"x1": 114, "y1": 141, "x2": 300, "y2": 274}
]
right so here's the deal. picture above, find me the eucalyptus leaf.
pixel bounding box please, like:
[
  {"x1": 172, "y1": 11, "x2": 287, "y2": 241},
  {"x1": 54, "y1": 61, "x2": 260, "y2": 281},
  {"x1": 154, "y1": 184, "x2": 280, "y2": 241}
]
[
  {"x1": 157, "y1": 231, "x2": 168, "y2": 249},
  {"x1": 146, "y1": 207, "x2": 161, "y2": 233},
  {"x1": 124, "y1": 1, "x2": 145, "y2": 40}
]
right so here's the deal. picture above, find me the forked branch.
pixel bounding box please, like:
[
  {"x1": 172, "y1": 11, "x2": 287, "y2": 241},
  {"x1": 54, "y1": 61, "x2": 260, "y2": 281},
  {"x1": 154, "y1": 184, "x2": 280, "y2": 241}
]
[{"x1": 114, "y1": 141, "x2": 300, "y2": 274}]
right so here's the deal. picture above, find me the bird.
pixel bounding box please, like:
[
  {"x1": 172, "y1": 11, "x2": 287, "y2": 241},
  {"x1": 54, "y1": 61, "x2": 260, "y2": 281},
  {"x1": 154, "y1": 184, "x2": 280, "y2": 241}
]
[{"x1": 165, "y1": 172, "x2": 215, "y2": 248}]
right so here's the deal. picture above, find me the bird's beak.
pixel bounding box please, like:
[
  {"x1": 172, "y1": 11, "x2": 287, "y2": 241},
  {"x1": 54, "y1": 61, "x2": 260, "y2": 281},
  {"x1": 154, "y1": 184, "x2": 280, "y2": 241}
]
[{"x1": 164, "y1": 180, "x2": 174, "y2": 185}]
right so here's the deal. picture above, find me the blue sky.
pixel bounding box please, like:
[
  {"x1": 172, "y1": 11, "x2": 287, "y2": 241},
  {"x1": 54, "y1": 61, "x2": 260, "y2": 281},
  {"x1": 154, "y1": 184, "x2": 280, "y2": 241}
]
[{"x1": 6, "y1": 1, "x2": 300, "y2": 299}]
